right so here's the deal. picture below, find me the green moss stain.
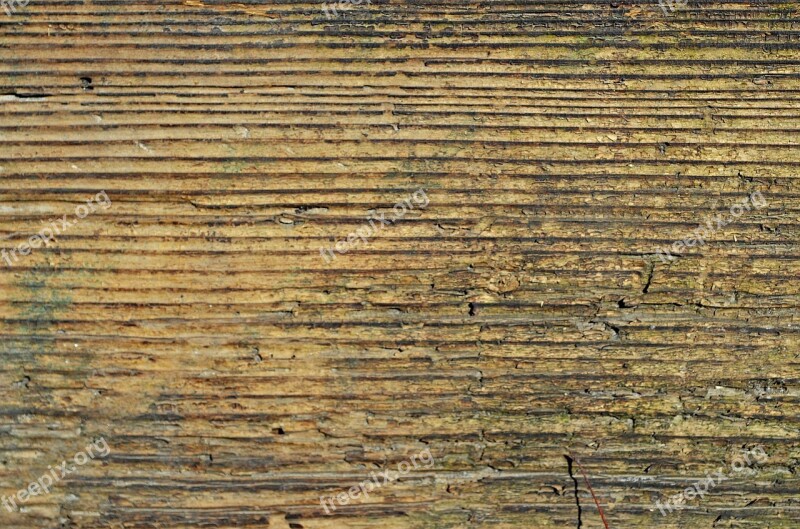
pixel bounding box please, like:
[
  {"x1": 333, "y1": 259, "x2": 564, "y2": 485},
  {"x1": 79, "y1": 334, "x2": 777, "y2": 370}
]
[{"x1": 2, "y1": 265, "x2": 71, "y2": 366}]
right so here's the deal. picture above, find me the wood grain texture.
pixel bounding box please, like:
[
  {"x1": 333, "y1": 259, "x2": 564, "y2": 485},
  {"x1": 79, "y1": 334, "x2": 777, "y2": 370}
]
[{"x1": 1, "y1": 1, "x2": 799, "y2": 528}]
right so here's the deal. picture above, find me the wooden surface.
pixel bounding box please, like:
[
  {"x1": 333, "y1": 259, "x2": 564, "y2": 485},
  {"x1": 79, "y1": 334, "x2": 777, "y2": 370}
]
[{"x1": 1, "y1": 1, "x2": 799, "y2": 528}]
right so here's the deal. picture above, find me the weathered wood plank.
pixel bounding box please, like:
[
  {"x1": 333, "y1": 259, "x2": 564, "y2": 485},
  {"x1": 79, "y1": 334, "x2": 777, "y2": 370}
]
[{"x1": 1, "y1": 1, "x2": 799, "y2": 528}]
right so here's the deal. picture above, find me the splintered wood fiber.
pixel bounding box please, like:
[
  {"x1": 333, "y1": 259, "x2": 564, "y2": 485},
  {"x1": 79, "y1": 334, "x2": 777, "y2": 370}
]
[{"x1": 0, "y1": 1, "x2": 799, "y2": 528}]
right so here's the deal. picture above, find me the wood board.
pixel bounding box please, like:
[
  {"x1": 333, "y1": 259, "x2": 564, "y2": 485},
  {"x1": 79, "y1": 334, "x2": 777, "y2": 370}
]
[{"x1": 1, "y1": 1, "x2": 799, "y2": 528}]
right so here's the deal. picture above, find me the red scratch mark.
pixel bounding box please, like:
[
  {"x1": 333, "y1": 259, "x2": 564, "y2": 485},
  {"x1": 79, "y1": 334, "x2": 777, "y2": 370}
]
[{"x1": 569, "y1": 452, "x2": 611, "y2": 529}]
